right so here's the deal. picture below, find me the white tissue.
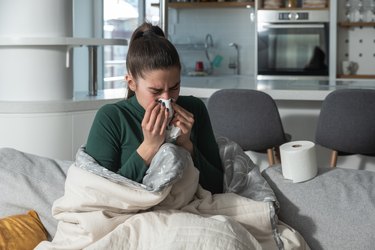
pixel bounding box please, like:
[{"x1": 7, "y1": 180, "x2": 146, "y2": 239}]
[
  {"x1": 280, "y1": 140, "x2": 318, "y2": 183},
  {"x1": 159, "y1": 98, "x2": 181, "y2": 143}
]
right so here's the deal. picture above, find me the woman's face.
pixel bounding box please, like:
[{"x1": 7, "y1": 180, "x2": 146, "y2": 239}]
[{"x1": 126, "y1": 67, "x2": 181, "y2": 110}]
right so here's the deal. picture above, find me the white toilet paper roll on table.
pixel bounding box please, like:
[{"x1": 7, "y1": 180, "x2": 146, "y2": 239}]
[{"x1": 280, "y1": 140, "x2": 318, "y2": 183}]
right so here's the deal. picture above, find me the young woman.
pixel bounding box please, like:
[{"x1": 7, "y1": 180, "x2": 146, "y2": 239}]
[{"x1": 85, "y1": 22, "x2": 223, "y2": 194}]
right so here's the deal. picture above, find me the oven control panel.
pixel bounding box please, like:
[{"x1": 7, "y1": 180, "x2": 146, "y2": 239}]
[
  {"x1": 257, "y1": 10, "x2": 329, "y2": 23},
  {"x1": 278, "y1": 12, "x2": 309, "y2": 20}
]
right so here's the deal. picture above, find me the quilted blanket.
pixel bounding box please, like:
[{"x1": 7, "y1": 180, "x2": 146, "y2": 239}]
[{"x1": 36, "y1": 137, "x2": 309, "y2": 250}]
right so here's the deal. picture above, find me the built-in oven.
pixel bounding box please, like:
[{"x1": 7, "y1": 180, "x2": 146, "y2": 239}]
[{"x1": 257, "y1": 10, "x2": 329, "y2": 80}]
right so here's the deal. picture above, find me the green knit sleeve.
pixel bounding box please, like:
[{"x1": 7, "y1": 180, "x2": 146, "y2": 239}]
[{"x1": 85, "y1": 103, "x2": 147, "y2": 183}]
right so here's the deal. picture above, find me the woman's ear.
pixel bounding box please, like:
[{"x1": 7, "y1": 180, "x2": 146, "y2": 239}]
[{"x1": 126, "y1": 74, "x2": 136, "y2": 91}]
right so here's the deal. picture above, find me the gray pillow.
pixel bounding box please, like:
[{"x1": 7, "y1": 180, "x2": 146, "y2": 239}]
[
  {"x1": 262, "y1": 165, "x2": 375, "y2": 250},
  {"x1": 0, "y1": 148, "x2": 72, "y2": 239}
]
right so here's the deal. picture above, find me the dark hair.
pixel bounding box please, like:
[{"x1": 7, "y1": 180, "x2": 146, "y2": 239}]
[{"x1": 126, "y1": 22, "x2": 181, "y2": 98}]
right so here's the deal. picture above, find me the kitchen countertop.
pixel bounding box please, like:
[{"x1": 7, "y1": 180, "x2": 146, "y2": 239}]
[
  {"x1": 179, "y1": 75, "x2": 375, "y2": 101},
  {"x1": 1, "y1": 75, "x2": 375, "y2": 113}
]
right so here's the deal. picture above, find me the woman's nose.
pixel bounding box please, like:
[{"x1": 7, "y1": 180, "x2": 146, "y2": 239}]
[{"x1": 159, "y1": 92, "x2": 170, "y2": 100}]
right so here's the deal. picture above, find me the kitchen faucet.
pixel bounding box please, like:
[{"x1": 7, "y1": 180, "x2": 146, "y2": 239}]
[
  {"x1": 228, "y1": 42, "x2": 240, "y2": 75},
  {"x1": 205, "y1": 34, "x2": 214, "y2": 74}
]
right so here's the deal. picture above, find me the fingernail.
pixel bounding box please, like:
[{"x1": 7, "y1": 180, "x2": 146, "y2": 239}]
[
  {"x1": 166, "y1": 108, "x2": 169, "y2": 112},
  {"x1": 162, "y1": 102, "x2": 165, "y2": 106}
]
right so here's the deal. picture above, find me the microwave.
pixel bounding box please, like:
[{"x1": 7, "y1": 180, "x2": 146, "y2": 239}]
[{"x1": 257, "y1": 10, "x2": 330, "y2": 80}]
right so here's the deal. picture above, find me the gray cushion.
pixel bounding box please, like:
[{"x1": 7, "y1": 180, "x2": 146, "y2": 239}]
[
  {"x1": 0, "y1": 148, "x2": 72, "y2": 239},
  {"x1": 262, "y1": 165, "x2": 375, "y2": 250}
]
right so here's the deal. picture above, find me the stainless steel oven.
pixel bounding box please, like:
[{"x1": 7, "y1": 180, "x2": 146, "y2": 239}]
[{"x1": 257, "y1": 10, "x2": 329, "y2": 80}]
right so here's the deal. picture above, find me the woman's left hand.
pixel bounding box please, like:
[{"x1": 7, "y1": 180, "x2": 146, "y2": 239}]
[{"x1": 171, "y1": 103, "x2": 194, "y2": 154}]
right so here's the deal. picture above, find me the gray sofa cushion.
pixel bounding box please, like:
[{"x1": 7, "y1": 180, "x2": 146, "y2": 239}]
[
  {"x1": 0, "y1": 148, "x2": 72, "y2": 239},
  {"x1": 262, "y1": 165, "x2": 375, "y2": 250}
]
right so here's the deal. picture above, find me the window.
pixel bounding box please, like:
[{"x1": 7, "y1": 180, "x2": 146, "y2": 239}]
[{"x1": 103, "y1": 0, "x2": 160, "y2": 89}]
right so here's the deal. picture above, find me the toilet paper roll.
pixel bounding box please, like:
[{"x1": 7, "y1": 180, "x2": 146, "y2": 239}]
[{"x1": 280, "y1": 140, "x2": 318, "y2": 183}]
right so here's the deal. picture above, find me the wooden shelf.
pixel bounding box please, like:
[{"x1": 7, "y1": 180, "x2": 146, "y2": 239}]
[
  {"x1": 258, "y1": 7, "x2": 329, "y2": 10},
  {"x1": 152, "y1": 1, "x2": 254, "y2": 9},
  {"x1": 338, "y1": 21, "x2": 375, "y2": 27},
  {"x1": 337, "y1": 74, "x2": 375, "y2": 79}
]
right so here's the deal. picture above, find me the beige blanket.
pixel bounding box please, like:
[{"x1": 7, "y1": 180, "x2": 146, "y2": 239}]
[{"x1": 36, "y1": 144, "x2": 309, "y2": 250}]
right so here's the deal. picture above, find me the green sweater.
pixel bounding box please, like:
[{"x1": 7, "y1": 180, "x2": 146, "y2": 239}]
[{"x1": 85, "y1": 95, "x2": 224, "y2": 194}]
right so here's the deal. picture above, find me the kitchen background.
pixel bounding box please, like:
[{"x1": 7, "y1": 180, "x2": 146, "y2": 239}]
[
  {"x1": 100, "y1": 0, "x2": 375, "y2": 92},
  {"x1": 100, "y1": 0, "x2": 257, "y2": 90},
  {"x1": 2, "y1": 0, "x2": 374, "y2": 95},
  {"x1": 167, "y1": 7, "x2": 255, "y2": 77}
]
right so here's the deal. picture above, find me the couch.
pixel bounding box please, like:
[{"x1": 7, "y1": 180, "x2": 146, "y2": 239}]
[
  {"x1": 1, "y1": 147, "x2": 374, "y2": 250},
  {"x1": 262, "y1": 165, "x2": 375, "y2": 250}
]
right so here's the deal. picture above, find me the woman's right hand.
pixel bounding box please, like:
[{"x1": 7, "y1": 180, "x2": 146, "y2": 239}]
[{"x1": 137, "y1": 100, "x2": 169, "y2": 165}]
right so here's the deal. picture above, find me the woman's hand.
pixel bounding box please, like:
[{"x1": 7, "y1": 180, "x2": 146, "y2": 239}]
[
  {"x1": 137, "y1": 100, "x2": 169, "y2": 165},
  {"x1": 171, "y1": 103, "x2": 194, "y2": 154}
]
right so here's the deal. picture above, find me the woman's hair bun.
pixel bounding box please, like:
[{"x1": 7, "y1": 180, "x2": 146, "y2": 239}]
[
  {"x1": 142, "y1": 29, "x2": 155, "y2": 37},
  {"x1": 130, "y1": 23, "x2": 165, "y2": 43}
]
